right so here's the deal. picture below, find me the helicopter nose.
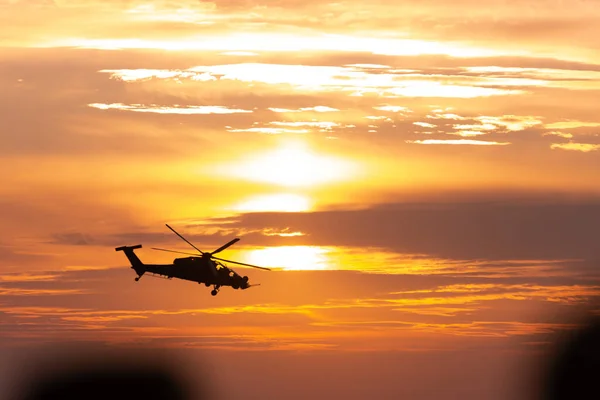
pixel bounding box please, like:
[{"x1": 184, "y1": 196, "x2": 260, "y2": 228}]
[{"x1": 242, "y1": 276, "x2": 250, "y2": 289}]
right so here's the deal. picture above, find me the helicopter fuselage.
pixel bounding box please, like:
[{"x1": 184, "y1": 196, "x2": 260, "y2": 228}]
[
  {"x1": 116, "y1": 224, "x2": 269, "y2": 296},
  {"x1": 116, "y1": 244, "x2": 252, "y2": 295},
  {"x1": 140, "y1": 259, "x2": 250, "y2": 288}
]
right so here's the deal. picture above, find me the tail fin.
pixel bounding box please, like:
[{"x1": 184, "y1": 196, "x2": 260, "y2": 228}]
[{"x1": 115, "y1": 245, "x2": 144, "y2": 272}]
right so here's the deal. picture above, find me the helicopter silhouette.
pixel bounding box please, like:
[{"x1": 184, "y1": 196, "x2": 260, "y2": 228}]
[{"x1": 116, "y1": 224, "x2": 271, "y2": 296}]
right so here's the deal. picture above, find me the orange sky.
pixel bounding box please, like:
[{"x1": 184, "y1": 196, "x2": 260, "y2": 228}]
[{"x1": 1, "y1": 1, "x2": 600, "y2": 399}]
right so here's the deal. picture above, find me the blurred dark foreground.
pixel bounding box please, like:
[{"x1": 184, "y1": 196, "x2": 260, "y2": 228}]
[
  {"x1": 3, "y1": 311, "x2": 599, "y2": 400},
  {"x1": 537, "y1": 311, "x2": 600, "y2": 400},
  {"x1": 5, "y1": 344, "x2": 212, "y2": 400}
]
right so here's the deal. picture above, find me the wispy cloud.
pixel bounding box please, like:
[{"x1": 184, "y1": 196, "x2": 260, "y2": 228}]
[
  {"x1": 267, "y1": 121, "x2": 340, "y2": 130},
  {"x1": 100, "y1": 64, "x2": 529, "y2": 98},
  {"x1": 0, "y1": 273, "x2": 59, "y2": 282},
  {"x1": 550, "y1": 142, "x2": 600, "y2": 152},
  {"x1": 268, "y1": 106, "x2": 339, "y2": 113},
  {"x1": 413, "y1": 122, "x2": 437, "y2": 128},
  {"x1": 543, "y1": 131, "x2": 574, "y2": 139},
  {"x1": 473, "y1": 115, "x2": 543, "y2": 131},
  {"x1": 374, "y1": 105, "x2": 412, "y2": 113},
  {"x1": 88, "y1": 103, "x2": 253, "y2": 114},
  {"x1": 226, "y1": 127, "x2": 309, "y2": 134},
  {"x1": 406, "y1": 139, "x2": 510, "y2": 145},
  {"x1": 545, "y1": 121, "x2": 600, "y2": 129},
  {"x1": 0, "y1": 288, "x2": 88, "y2": 296}
]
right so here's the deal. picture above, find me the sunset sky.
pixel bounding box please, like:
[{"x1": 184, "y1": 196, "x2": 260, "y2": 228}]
[{"x1": 1, "y1": 1, "x2": 600, "y2": 399}]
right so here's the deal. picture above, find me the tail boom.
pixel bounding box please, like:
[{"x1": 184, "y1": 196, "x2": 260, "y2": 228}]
[{"x1": 115, "y1": 244, "x2": 145, "y2": 277}]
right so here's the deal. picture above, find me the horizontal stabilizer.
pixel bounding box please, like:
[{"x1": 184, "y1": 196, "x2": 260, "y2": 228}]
[{"x1": 115, "y1": 244, "x2": 142, "y2": 252}]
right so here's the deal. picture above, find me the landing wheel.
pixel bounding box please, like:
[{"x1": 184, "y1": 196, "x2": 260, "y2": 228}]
[
  {"x1": 134, "y1": 277, "x2": 140, "y2": 282},
  {"x1": 211, "y1": 289, "x2": 218, "y2": 296}
]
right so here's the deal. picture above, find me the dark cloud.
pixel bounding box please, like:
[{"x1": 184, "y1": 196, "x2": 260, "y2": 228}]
[
  {"x1": 51, "y1": 233, "x2": 94, "y2": 246},
  {"x1": 173, "y1": 197, "x2": 600, "y2": 261}
]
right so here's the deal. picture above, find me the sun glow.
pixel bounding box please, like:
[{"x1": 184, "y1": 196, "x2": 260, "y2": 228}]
[
  {"x1": 231, "y1": 194, "x2": 312, "y2": 212},
  {"x1": 241, "y1": 246, "x2": 331, "y2": 270},
  {"x1": 215, "y1": 141, "x2": 357, "y2": 187}
]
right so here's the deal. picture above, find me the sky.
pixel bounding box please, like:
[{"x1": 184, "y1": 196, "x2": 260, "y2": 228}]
[{"x1": 1, "y1": 1, "x2": 600, "y2": 399}]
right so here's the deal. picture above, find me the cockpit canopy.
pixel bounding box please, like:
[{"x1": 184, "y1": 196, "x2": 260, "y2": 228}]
[{"x1": 173, "y1": 257, "x2": 201, "y2": 265}]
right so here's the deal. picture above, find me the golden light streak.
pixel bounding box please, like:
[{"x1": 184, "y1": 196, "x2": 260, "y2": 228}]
[
  {"x1": 240, "y1": 246, "x2": 331, "y2": 270},
  {"x1": 0, "y1": 274, "x2": 58, "y2": 282},
  {"x1": 0, "y1": 288, "x2": 88, "y2": 296}
]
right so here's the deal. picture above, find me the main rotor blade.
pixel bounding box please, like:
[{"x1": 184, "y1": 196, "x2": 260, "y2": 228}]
[
  {"x1": 210, "y1": 238, "x2": 240, "y2": 255},
  {"x1": 165, "y1": 224, "x2": 204, "y2": 255},
  {"x1": 212, "y1": 256, "x2": 272, "y2": 271},
  {"x1": 151, "y1": 248, "x2": 199, "y2": 256}
]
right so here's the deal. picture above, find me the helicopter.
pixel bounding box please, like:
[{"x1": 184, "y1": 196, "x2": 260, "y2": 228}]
[{"x1": 115, "y1": 224, "x2": 271, "y2": 296}]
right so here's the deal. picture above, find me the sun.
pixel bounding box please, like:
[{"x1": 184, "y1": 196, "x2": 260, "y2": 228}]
[
  {"x1": 214, "y1": 140, "x2": 356, "y2": 188},
  {"x1": 240, "y1": 246, "x2": 331, "y2": 270}
]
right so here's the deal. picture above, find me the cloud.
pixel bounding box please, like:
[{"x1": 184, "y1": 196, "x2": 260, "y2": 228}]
[
  {"x1": 51, "y1": 233, "x2": 95, "y2": 246},
  {"x1": 413, "y1": 122, "x2": 437, "y2": 128},
  {"x1": 374, "y1": 105, "x2": 412, "y2": 113},
  {"x1": 543, "y1": 131, "x2": 574, "y2": 139},
  {"x1": 0, "y1": 288, "x2": 88, "y2": 296},
  {"x1": 406, "y1": 139, "x2": 510, "y2": 145},
  {"x1": 101, "y1": 63, "x2": 529, "y2": 98},
  {"x1": 0, "y1": 258, "x2": 597, "y2": 361},
  {"x1": 545, "y1": 121, "x2": 600, "y2": 129},
  {"x1": 226, "y1": 127, "x2": 309, "y2": 134},
  {"x1": 88, "y1": 103, "x2": 253, "y2": 114},
  {"x1": 474, "y1": 115, "x2": 543, "y2": 131},
  {"x1": 550, "y1": 142, "x2": 600, "y2": 152},
  {"x1": 268, "y1": 121, "x2": 340, "y2": 129},
  {"x1": 0, "y1": 273, "x2": 59, "y2": 282},
  {"x1": 269, "y1": 106, "x2": 339, "y2": 112},
  {"x1": 181, "y1": 198, "x2": 600, "y2": 261}
]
